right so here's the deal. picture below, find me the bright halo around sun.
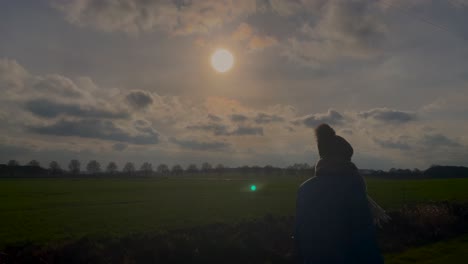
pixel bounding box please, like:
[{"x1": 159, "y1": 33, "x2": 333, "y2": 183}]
[{"x1": 211, "y1": 49, "x2": 234, "y2": 73}]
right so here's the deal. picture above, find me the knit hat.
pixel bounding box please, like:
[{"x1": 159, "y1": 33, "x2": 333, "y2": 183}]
[{"x1": 315, "y1": 124, "x2": 353, "y2": 161}]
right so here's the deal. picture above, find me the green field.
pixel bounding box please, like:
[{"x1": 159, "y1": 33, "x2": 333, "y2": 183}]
[
  {"x1": 386, "y1": 234, "x2": 468, "y2": 264},
  {"x1": 1, "y1": 177, "x2": 468, "y2": 247}
]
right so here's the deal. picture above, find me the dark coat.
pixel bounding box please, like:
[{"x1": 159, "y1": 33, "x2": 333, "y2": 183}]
[{"x1": 294, "y1": 159, "x2": 383, "y2": 264}]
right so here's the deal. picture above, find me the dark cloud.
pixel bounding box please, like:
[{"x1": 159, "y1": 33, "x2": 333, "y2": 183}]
[
  {"x1": 186, "y1": 123, "x2": 229, "y2": 136},
  {"x1": 374, "y1": 137, "x2": 411, "y2": 150},
  {"x1": 422, "y1": 133, "x2": 461, "y2": 148},
  {"x1": 254, "y1": 113, "x2": 284, "y2": 124},
  {"x1": 25, "y1": 99, "x2": 128, "y2": 119},
  {"x1": 293, "y1": 109, "x2": 344, "y2": 128},
  {"x1": 230, "y1": 114, "x2": 248, "y2": 122},
  {"x1": 133, "y1": 119, "x2": 157, "y2": 135},
  {"x1": 358, "y1": 108, "x2": 415, "y2": 123},
  {"x1": 187, "y1": 123, "x2": 263, "y2": 136},
  {"x1": 207, "y1": 114, "x2": 222, "y2": 122},
  {"x1": 170, "y1": 138, "x2": 230, "y2": 151},
  {"x1": 125, "y1": 90, "x2": 153, "y2": 110},
  {"x1": 134, "y1": 119, "x2": 150, "y2": 127},
  {"x1": 229, "y1": 126, "x2": 264, "y2": 136},
  {"x1": 112, "y1": 143, "x2": 128, "y2": 151},
  {"x1": 29, "y1": 119, "x2": 159, "y2": 145}
]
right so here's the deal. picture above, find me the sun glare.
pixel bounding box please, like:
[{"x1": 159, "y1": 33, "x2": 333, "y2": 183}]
[{"x1": 211, "y1": 49, "x2": 234, "y2": 73}]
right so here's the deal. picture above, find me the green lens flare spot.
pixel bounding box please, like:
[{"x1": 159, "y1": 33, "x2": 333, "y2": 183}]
[{"x1": 250, "y1": 185, "x2": 257, "y2": 191}]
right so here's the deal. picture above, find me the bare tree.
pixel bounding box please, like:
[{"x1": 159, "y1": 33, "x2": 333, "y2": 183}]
[
  {"x1": 106, "y1": 162, "x2": 118, "y2": 174},
  {"x1": 28, "y1": 160, "x2": 40, "y2": 167},
  {"x1": 86, "y1": 160, "x2": 101, "y2": 174},
  {"x1": 157, "y1": 164, "x2": 169, "y2": 176},
  {"x1": 240, "y1": 165, "x2": 250, "y2": 174},
  {"x1": 201, "y1": 162, "x2": 212, "y2": 173},
  {"x1": 7, "y1": 160, "x2": 19, "y2": 166},
  {"x1": 123, "y1": 162, "x2": 135, "y2": 175},
  {"x1": 49, "y1": 161, "x2": 62, "y2": 174},
  {"x1": 215, "y1": 163, "x2": 225, "y2": 174},
  {"x1": 171, "y1": 164, "x2": 183, "y2": 175},
  {"x1": 68, "y1": 160, "x2": 81, "y2": 174},
  {"x1": 140, "y1": 162, "x2": 153, "y2": 176},
  {"x1": 264, "y1": 165, "x2": 274, "y2": 175},
  {"x1": 186, "y1": 164, "x2": 198, "y2": 173}
]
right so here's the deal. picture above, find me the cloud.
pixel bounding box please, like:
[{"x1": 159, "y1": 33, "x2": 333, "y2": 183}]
[
  {"x1": 51, "y1": 0, "x2": 257, "y2": 35},
  {"x1": 1, "y1": 59, "x2": 97, "y2": 101},
  {"x1": 230, "y1": 114, "x2": 249, "y2": 122},
  {"x1": 25, "y1": 99, "x2": 128, "y2": 119},
  {"x1": 29, "y1": 119, "x2": 159, "y2": 145},
  {"x1": 358, "y1": 108, "x2": 415, "y2": 123},
  {"x1": 186, "y1": 123, "x2": 229, "y2": 136},
  {"x1": 231, "y1": 22, "x2": 277, "y2": 51},
  {"x1": 421, "y1": 92, "x2": 468, "y2": 119},
  {"x1": 33, "y1": 74, "x2": 86, "y2": 98},
  {"x1": 170, "y1": 137, "x2": 230, "y2": 151},
  {"x1": 248, "y1": 35, "x2": 278, "y2": 50},
  {"x1": 283, "y1": 0, "x2": 386, "y2": 65},
  {"x1": 316, "y1": 0, "x2": 385, "y2": 52},
  {"x1": 125, "y1": 90, "x2": 153, "y2": 110},
  {"x1": 293, "y1": 109, "x2": 344, "y2": 128},
  {"x1": 254, "y1": 113, "x2": 284, "y2": 124},
  {"x1": 374, "y1": 137, "x2": 411, "y2": 150},
  {"x1": 341, "y1": 129, "x2": 353, "y2": 135},
  {"x1": 134, "y1": 119, "x2": 150, "y2": 127},
  {"x1": 229, "y1": 126, "x2": 264, "y2": 136},
  {"x1": 0, "y1": 59, "x2": 29, "y2": 92},
  {"x1": 207, "y1": 114, "x2": 222, "y2": 122},
  {"x1": 264, "y1": 0, "x2": 327, "y2": 16},
  {"x1": 112, "y1": 143, "x2": 128, "y2": 151},
  {"x1": 266, "y1": 0, "x2": 304, "y2": 16},
  {"x1": 421, "y1": 133, "x2": 461, "y2": 148},
  {"x1": 186, "y1": 123, "x2": 263, "y2": 136},
  {"x1": 0, "y1": 144, "x2": 31, "y2": 161},
  {"x1": 0, "y1": 57, "x2": 108, "y2": 120},
  {"x1": 231, "y1": 22, "x2": 253, "y2": 41}
]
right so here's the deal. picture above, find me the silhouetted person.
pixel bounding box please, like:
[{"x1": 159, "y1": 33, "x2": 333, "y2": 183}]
[{"x1": 294, "y1": 124, "x2": 383, "y2": 264}]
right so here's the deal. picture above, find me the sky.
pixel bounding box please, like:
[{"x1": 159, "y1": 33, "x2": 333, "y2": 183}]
[{"x1": 1, "y1": 0, "x2": 468, "y2": 170}]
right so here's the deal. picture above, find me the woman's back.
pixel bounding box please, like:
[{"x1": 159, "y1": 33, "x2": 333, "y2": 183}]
[
  {"x1": 295, "y1": 161, "x2": 378, "y2": 263},
  {"x1": 295, "y1": 124, "x2": 383, "y2": 264}
]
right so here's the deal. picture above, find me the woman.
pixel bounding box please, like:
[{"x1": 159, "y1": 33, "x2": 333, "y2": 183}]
[{"x1": 294, "y1": 124, "x2": 384, "y2": 264}]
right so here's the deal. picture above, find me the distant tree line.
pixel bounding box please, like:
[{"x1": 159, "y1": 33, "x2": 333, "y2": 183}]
[
  {"x1": 0, "y1": 160, "x2": 314, "y2": 178},
  {"x1": 360, "y1": 165, "x2": 468, "y2": 179},
  {"x1": 0, "y1": 160, "x2": 467, "y2": 179}
]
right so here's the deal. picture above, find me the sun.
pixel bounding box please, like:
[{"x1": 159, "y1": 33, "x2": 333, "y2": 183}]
[{"x1": 211, "y1": 49, "x2": 234, "y2": 73}]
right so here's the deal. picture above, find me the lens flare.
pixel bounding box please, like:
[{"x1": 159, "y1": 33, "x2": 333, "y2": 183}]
[{"x1": 250, "y1": 185, "x2": 257, "y2": 191}]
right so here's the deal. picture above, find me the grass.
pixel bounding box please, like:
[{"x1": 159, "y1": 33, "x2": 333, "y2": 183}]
[
  {"x1": 385, "y1": 234, "x2": 468, "y2": 264},
  {"x1": 1, "y1": 177, "x2": 468, "y2": 246}
]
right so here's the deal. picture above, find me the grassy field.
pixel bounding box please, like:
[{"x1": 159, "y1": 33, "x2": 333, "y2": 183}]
[
  {"x1": 1, "y1": 177, "x2": 468, "y2": 246},
  {"x1": 386, "y1": 234, "x2": 468, "y2": 264}
]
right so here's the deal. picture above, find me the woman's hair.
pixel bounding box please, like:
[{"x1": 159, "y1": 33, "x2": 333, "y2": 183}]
[{"x1": 315, "y1": 123, "x2": 336, "y2": 141}]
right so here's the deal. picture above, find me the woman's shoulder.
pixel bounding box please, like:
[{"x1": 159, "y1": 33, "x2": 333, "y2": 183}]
[{"x1": 298, "y1": 176, "x2": 323, "y2": 195}]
